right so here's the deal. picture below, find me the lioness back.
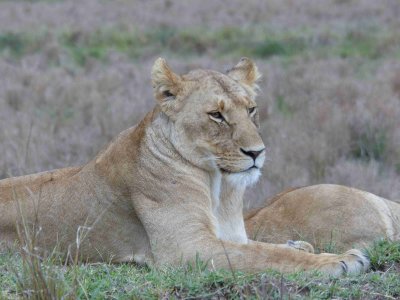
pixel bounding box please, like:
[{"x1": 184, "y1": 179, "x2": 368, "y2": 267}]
[
  {"x1": 0, "y1": 167, "x2": 81, "y2": 216},
  {"x1": 245, "y1": 184, "x2": 400, "y2": 251},
  {"x1": 0, "y1": 167, "x2": 81, "y2": 194}
]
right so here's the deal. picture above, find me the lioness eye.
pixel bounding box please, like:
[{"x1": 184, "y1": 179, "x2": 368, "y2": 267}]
[
  {"x1": 248, "y1": 107, "x2": 256, "y2": 115},
  {"x1": 208, "y1": 111, "x2": 225, "y2": 122},
  {"x1": 163, "y1": 90, "x2": 174, "y2": 98}
]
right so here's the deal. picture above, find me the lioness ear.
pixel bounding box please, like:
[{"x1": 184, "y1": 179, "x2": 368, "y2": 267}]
[
  {"x1": 227, "y1": 57, "x2": 262, "y2": 95},
  {"x1": 151, "y1": 58, "x2": 181, "y2": 104}
]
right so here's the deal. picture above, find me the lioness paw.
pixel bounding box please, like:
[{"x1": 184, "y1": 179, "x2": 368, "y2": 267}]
[
  {"x1": 286, "y1": 240, "x2": 315, "y2": 253},
  {"x1": 316, "y1": 249, "x2": 369, "y2": 276}
]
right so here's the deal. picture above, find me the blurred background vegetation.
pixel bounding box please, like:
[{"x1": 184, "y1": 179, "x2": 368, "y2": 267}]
[{"x1": 0, "y1": 0, "x2": 399, "y2": 208}]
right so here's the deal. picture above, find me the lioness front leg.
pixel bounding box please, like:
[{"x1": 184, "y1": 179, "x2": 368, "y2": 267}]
[
  {"x1": 165, "y1": 238, "x2": 369, "y2": 276},
  {"x1": 246, "y1": 241, "x2": 368, "y2": 276},
  {"x1": 313, "y1": 249, "x2": 369, "y2": 275}
]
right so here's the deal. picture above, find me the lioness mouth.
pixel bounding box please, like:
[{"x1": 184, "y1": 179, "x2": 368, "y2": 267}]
[{"x1": 220, "y1": 165, "x2": 258, "y2": 174}]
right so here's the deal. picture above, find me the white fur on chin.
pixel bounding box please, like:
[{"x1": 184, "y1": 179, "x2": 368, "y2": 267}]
[{"x1": 225, "y1": 168, "x2": 261, "y2": 188}]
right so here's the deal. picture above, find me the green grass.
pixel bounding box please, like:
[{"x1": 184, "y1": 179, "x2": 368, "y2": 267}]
[
  {"x1": 1, "y1": 25, "x2": 399, "y2": 66},
  {"x1": 0, "y1": 32, "x2": 48, "y2": 59},
  {"x1": 351, "y1": 127, "x2": 388, "y2": 162},
  {"x1": 0, "y1": 33, "x2": 29, "y2": 58},
  {"x1": 1, "y1": 240, "x2": 399, "y2": 299},
  {"x1": 275, "y1": 95, "x2": 293, "y2": 117}
]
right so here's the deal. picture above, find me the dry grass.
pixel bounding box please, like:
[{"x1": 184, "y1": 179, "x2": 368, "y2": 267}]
[
  {"x1": 1, "y1": 0, "x2": 400, "y2": 33},
  {"x1": 0, "y1": 0, "x2": 399, "y2": 211}
]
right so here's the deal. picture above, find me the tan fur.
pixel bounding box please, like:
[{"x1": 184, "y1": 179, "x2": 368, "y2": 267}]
[
  {"x1": 245, "y1": 184, "x2": 400, "y2": 251},
  {"x1": 0, "y1": 59, "x2": 368, "y2": 276}
]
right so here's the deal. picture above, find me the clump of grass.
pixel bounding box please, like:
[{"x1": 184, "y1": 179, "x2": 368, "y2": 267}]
[
  {"x1": 367, "y1": 239, "x2": 400, "y2": 272},
  {"x1": 6, "y1": 192, "x2": 85, "y2": 299},
  {"x1": 11, "y1": 220, "x2": 72, "y2": 299},
  {"x1": 0, "y1": 32, "x2": 46, "y2": 59},
  {"x1": 251, "y1": 36, "x2": 307, "y2": 58},
  {"x1": 275, "y1": 95, "x2": 293, "y2": 117},
  {"x1": 0, "y1": 33, "x2": 26, "y2": 57},
  {"x1": 351, "y1": 127, "x2": 388, "y2": 162},
  {"x1": 60, "y1": 29, "x2": 142, "y2": 66},
  {"x1": 337, "y1": 30, "x2": 382, "y2": 59},
  {"x1": 13, "y1": 251, "x2": 71, "y2": 299}
]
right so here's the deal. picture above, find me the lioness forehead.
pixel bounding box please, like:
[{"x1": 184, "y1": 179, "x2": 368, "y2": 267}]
[{"x1": 184, "y1": 69, "x2": 253, "y2": 107}]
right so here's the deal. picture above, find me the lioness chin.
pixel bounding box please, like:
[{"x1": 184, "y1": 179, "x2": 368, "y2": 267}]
[{"x1": 0, "y1": 58, "x2": 368, "y2": 276}]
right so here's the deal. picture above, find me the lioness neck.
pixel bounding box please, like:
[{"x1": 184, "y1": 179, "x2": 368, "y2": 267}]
[
  {"x1": 104, "y1": 107, "x2": 249, "y2": 244},
  {"x1": 215, "y1": 178, "x2": 248, "y2": 243}
]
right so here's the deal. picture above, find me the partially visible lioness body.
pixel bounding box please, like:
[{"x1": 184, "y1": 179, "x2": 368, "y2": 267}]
[
  {"x1": 0, "y1": 58, "x2": 368, "y2": 276},
  {"x1": 245, "y1": 184, "x2": 400, "y2": 251}
]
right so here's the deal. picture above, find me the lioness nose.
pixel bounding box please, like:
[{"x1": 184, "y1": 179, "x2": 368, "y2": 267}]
[{"x1": 240, "y1": 148, "x2": 265, "y2": 160}]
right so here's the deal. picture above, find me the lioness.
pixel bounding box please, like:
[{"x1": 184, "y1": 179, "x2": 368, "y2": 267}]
[
  {"x1": 0, "y1": 58, "x2": 368, "y2": 276},
  {"x1": 245, "y1": 184, "x2": 400, "y2": 251}
]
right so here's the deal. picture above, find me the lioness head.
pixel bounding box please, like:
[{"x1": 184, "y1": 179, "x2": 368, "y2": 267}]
[{"x1": 151, "y1": 58, "x2": 265, "y2": 187}]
